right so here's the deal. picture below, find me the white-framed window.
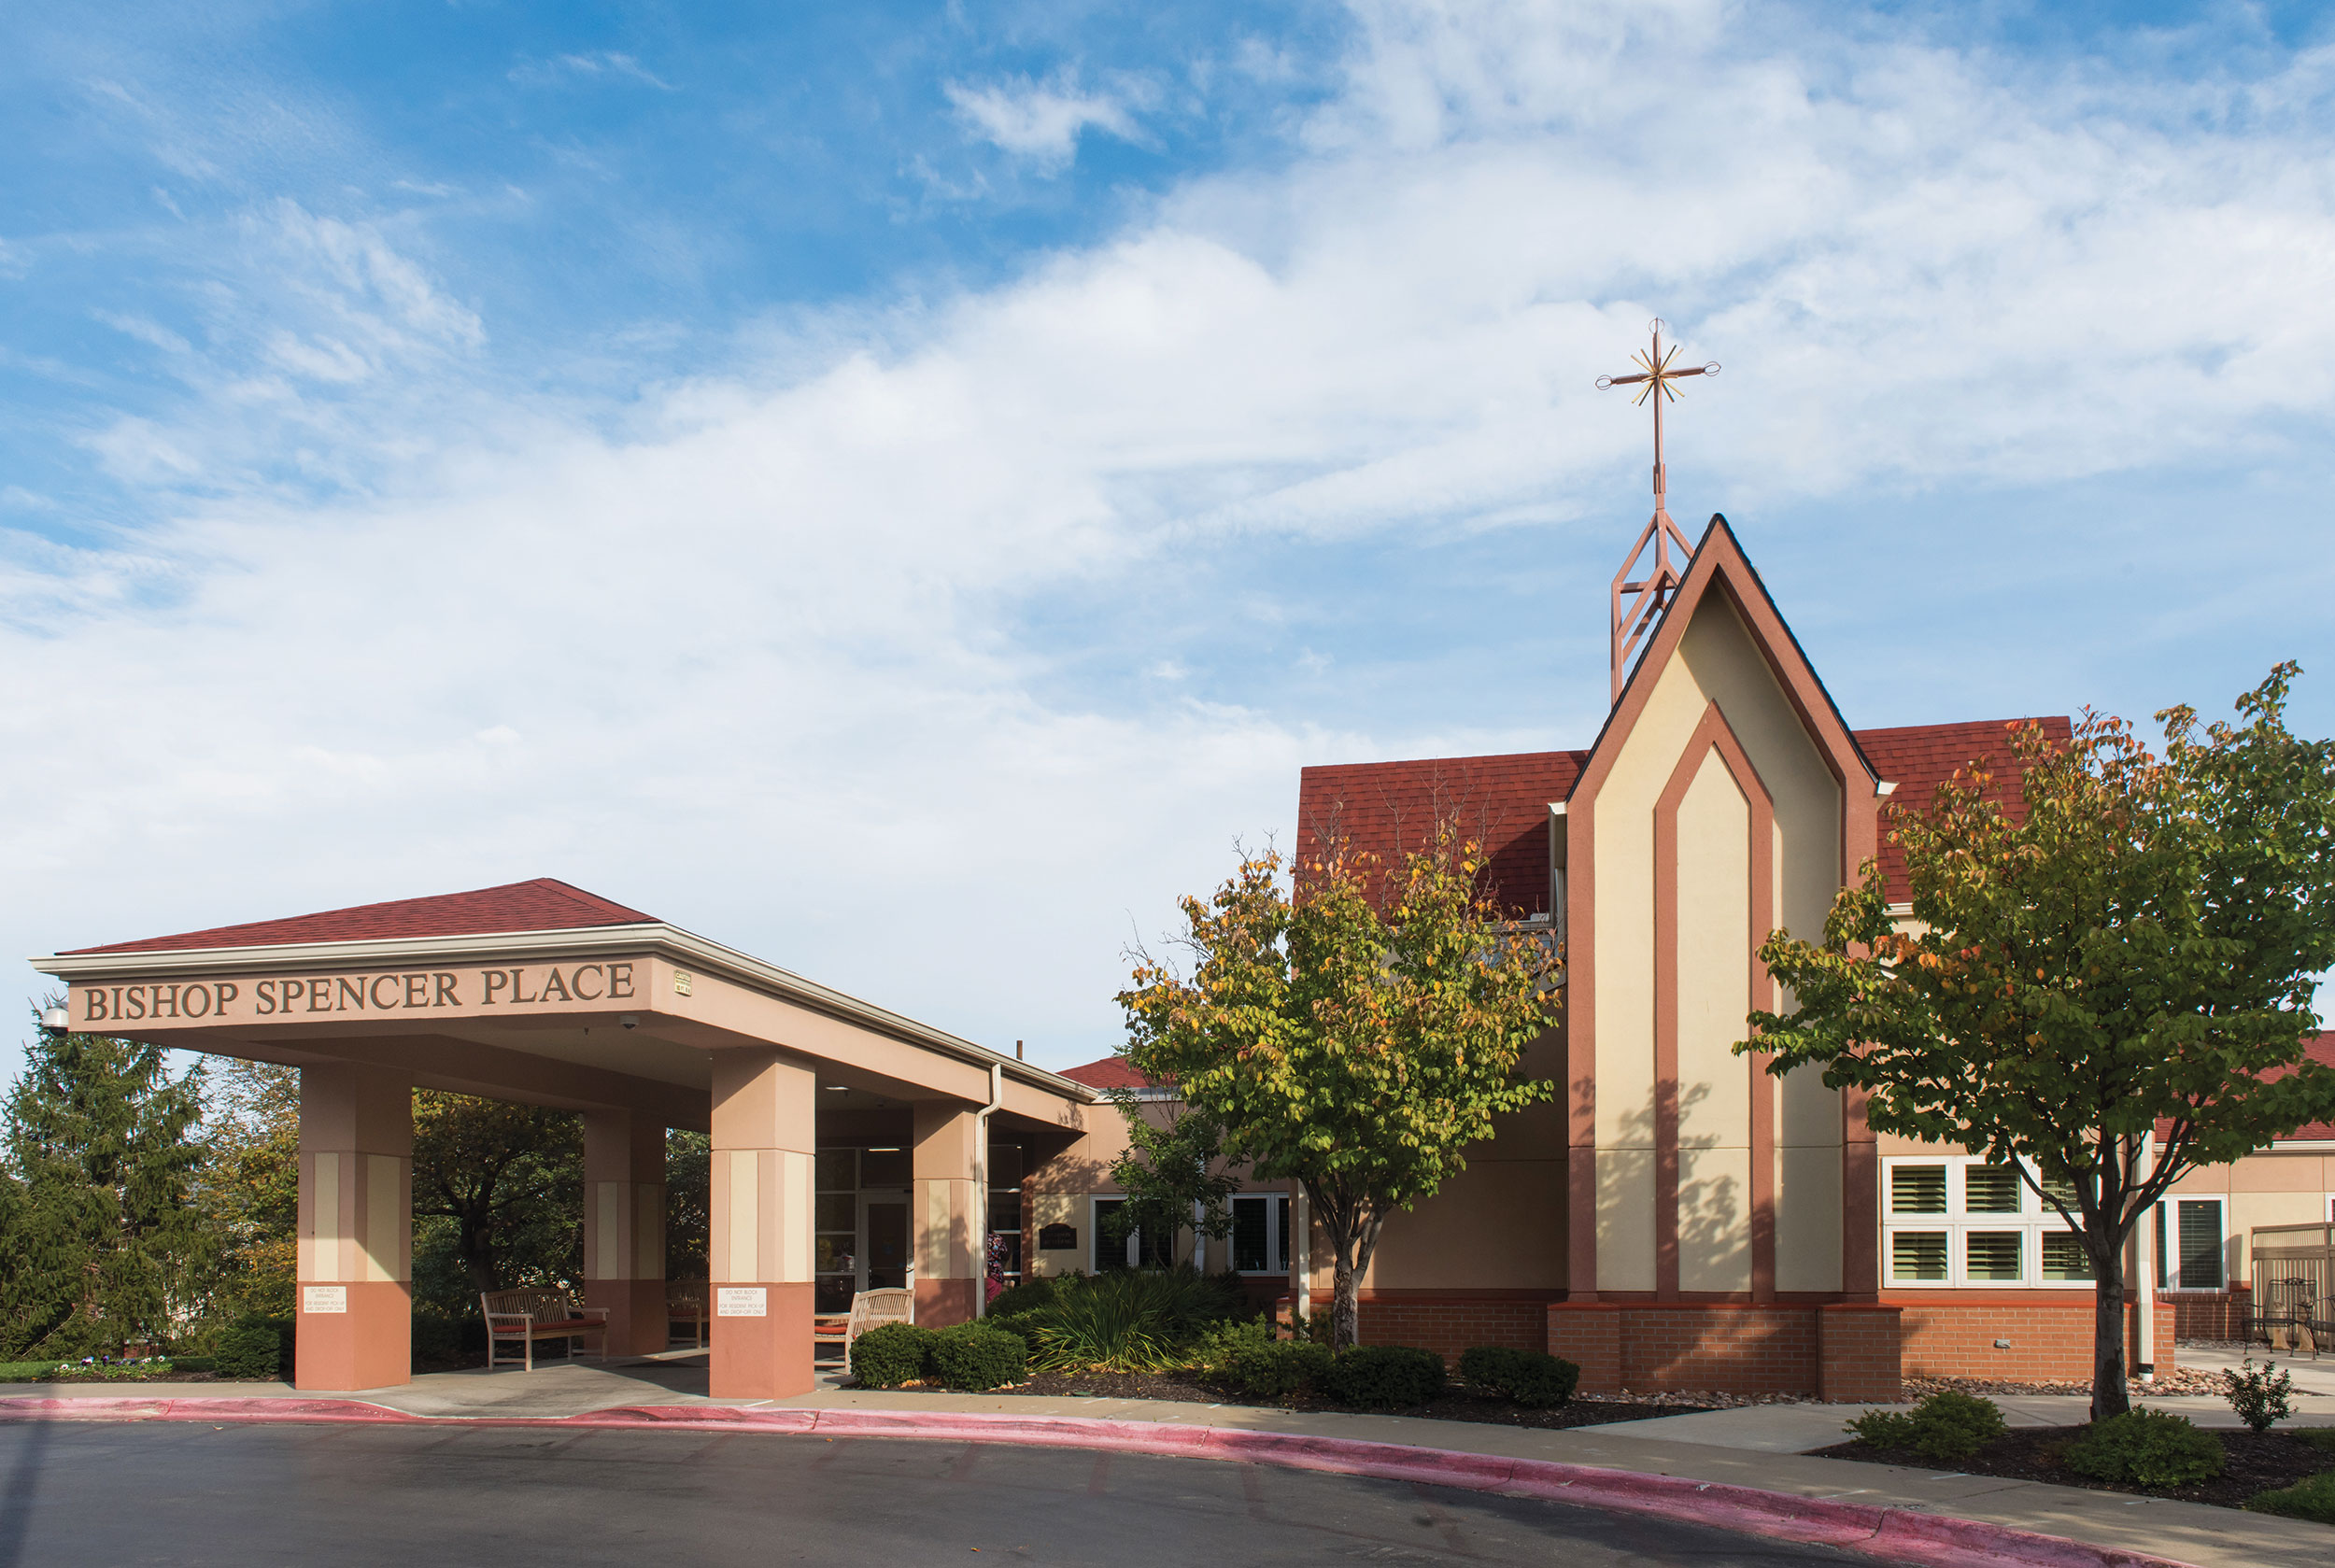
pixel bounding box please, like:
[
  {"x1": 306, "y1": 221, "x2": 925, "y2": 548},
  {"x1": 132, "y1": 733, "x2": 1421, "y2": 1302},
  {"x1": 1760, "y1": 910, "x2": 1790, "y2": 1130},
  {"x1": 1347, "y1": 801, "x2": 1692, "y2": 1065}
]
[
  {"x1": 2155, "y1": 1197, "x2": 2226, "y2": 1292},
  {"x1": 1230, "y1": 1193, "x2": 1293, "y2": 1274},
  {"x1": 1881, "y1": 1155, "x2": 2092, "y2": 1289},
  {"x1": 1090, "y1": 1197, "x2": 1173, "y2": 1272}
]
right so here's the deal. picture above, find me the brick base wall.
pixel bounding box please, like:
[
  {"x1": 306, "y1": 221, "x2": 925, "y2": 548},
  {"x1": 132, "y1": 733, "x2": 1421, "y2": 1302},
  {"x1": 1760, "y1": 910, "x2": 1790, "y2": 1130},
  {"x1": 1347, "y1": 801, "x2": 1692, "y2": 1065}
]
[
  {"x1": 1894, "y1": 1295, "x2": 2177, "y2": 1379},
  {"x1": 1544, "y1": 1303, "x2": 1903, "y2": 1400},
  {"x1": 2162, "y1": 1288, "x2": 2247, "y2": 1341},
  {"x1": 1356, "y1": 1298, "x2": 1548, "y2": 1366}
]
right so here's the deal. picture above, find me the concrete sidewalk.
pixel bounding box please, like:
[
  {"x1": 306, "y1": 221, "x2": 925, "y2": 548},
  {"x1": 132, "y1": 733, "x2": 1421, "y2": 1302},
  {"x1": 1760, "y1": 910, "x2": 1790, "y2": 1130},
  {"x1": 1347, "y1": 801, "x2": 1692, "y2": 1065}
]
[{"x1": 10, "y1": 1361, "x2": 2333, "y2": 1567}]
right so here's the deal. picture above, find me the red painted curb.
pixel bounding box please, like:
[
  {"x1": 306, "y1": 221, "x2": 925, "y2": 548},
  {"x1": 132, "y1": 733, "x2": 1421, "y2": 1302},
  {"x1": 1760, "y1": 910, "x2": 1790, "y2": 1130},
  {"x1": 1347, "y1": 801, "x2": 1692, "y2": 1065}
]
[{"x1": 0, "y1": 1396, "x2": 2194, "y2": 1568}]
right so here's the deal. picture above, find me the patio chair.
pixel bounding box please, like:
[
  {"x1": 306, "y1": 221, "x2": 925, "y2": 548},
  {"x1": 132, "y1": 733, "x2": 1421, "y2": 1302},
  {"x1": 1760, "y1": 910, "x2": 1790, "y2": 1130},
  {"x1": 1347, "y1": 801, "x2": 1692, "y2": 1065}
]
[
  {"x1": 814, "y1": 1287, "x2": 915, "y2": 1363},
  {"x1": 481, "y1": 1288, "x2": 609, "y2": 1372}
]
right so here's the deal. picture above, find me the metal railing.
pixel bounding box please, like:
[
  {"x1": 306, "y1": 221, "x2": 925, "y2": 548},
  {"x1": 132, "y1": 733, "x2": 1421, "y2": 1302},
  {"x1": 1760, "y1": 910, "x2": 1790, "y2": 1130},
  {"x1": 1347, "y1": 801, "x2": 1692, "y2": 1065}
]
[{"x1": 2248, "y1": 1222, "x2": 2335, "y2": 1357}]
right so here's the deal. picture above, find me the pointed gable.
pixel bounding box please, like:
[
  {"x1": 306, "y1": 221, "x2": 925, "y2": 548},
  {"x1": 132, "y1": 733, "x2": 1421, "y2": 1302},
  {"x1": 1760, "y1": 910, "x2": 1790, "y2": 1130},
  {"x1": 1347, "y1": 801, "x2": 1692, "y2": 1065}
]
[{"x1": 65, "y1": 878, "x2": 658, "y2": 955}]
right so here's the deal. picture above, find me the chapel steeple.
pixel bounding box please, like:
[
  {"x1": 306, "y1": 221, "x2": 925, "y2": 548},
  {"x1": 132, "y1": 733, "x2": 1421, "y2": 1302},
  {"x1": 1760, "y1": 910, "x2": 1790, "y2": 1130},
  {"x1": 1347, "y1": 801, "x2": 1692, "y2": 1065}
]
[{"x1": 1597, "y1": 318, "x2": 1719, "y2": 704}]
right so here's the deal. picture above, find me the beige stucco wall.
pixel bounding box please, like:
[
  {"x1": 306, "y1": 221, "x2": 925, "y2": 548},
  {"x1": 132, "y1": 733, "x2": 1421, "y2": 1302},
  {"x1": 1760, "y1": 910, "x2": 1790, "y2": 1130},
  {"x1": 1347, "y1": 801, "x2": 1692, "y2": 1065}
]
[
  {"x1": 2164, "y1": 1150, "x2": 2335, "y2": 1290},
  {"x1": 1591, "y1": 593, "x2": 1847, "y2": 1293}
]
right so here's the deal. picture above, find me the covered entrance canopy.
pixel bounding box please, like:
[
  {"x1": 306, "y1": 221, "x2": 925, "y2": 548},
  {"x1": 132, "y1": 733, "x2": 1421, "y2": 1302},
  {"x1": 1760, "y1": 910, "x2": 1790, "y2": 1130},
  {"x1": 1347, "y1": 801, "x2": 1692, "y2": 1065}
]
[{"x1": 33, "y1": 878, "x2": 1098, "y2": 1398}]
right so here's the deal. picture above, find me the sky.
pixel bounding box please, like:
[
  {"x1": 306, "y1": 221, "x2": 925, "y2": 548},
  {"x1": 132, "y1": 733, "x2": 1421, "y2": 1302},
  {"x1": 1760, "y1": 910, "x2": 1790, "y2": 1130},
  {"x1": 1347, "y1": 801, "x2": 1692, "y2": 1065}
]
[{"x1": 6, "y1": 0, "x2": 2335, "y2": 1084}]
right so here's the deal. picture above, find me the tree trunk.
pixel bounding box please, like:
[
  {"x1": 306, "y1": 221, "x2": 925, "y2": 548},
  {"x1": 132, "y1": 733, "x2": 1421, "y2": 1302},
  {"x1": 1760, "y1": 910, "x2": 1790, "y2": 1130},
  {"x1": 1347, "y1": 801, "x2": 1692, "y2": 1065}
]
[
  {"x1": 2091, "y1": 1264, "x2": 2130, "y2": 1420},
  {"x1": 1331, "y1": 1245, "x2": 1358, "y2": 1349}
]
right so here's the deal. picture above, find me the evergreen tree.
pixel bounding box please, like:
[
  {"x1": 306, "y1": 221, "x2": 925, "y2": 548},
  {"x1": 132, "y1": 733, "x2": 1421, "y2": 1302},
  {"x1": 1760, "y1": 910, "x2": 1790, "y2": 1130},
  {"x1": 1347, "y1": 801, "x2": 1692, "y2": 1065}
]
[{"x1": 0, "y1": 1009, "x2": 211, "y2": 1359}]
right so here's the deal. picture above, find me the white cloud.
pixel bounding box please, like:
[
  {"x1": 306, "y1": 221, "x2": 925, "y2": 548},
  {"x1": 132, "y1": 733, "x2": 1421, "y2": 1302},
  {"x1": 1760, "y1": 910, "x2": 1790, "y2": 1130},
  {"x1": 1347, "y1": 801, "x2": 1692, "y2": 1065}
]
[
  {"x1": 944, "y1": 70, "x2": 1155, "y2": 171},
  {"x1": 509, "y1": 52, "x2": 673, "y2": 91},
  {"x1": 12, "y1": 1, "x2": 2335, "y2": 1073}
]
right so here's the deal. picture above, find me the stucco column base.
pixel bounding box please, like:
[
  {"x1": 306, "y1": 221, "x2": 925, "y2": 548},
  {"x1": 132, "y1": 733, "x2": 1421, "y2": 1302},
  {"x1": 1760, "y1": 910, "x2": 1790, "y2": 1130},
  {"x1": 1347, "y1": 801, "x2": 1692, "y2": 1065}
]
[
  {"x1": 295, "y1": 1280, "x2": 411, "y2": 1391},
  {"x1": 587, "y1": 1278, "x2": 671, "y2": 1356},
  {"x1": 915, "y1": 1276, "x2": 979, "y2": 1329},
  {"x1": 709, "y1": 1281, "x2": 814, "y2": 1399},
  {"x1": 1546, "y1": 1303, "x2": 1622, "y2": 1395}
]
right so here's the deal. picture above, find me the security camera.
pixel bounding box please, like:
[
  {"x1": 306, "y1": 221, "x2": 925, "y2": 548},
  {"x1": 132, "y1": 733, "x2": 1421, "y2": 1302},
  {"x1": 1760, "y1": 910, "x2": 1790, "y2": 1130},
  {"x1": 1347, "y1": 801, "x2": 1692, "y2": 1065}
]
[
  {"x1": 619, "y1": 1014, "x2": 639, "y2": 1030},
  {"x1": 39, "y1": 1006, "x2": 70, "y2": 1034}
]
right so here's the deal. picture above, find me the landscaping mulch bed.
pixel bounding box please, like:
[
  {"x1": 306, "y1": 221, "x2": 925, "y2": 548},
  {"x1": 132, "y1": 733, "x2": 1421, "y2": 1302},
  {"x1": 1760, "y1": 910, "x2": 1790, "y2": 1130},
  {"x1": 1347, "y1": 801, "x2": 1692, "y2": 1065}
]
[
  {"x1": 1812, "y1": 1426, "x2": 2335, "y2": 1512},
  {"x1": 1903, "y1": 1369, "x2": 2266, "y2": 1400},
  {"x1": 984, "y1": 1368, "x2": 1713, "y2": 1431}
]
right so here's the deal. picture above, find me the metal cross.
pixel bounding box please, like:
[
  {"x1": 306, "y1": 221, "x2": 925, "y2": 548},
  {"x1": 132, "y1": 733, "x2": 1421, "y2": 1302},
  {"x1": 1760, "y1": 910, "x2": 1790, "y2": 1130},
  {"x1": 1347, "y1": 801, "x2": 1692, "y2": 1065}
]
[{"x1": 1597, "y1": 318, "x2": 1719, "y2": 704}]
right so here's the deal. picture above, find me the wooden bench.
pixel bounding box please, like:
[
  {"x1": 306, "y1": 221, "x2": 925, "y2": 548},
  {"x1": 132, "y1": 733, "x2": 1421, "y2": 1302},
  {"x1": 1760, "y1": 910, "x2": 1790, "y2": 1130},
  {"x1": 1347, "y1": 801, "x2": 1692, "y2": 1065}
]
[
  {"x1": 667, "y1": 1281, "x2": 708, "y2": 1350},
  {"x1": 813, "y1": 1287, "x2": 914, "y2": 1363},
  {"x1": 481, "y1": 1289, "x2": 609, "y2": 1372}
]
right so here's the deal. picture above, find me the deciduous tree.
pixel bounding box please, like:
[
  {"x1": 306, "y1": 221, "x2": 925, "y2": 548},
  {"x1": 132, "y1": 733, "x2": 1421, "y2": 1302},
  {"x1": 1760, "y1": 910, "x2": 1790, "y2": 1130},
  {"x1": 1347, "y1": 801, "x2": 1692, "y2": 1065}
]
[
  {"x1": 1120, "y1": 829, "x2": 1561, "y2": 1348},
  {"x1": 1744, "y1": 668, "x2": 2335, "y2": 1419},
  {"x1": 410, "y1": 1093, "x2": 582, "y2": 1313}
]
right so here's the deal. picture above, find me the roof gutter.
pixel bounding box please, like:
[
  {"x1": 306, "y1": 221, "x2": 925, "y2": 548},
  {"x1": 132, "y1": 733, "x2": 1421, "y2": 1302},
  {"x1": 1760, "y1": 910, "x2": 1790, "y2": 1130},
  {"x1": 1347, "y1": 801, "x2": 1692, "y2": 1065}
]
[{"x1": 30, "y1": 923, "x2": 1098, "y2": 1103}]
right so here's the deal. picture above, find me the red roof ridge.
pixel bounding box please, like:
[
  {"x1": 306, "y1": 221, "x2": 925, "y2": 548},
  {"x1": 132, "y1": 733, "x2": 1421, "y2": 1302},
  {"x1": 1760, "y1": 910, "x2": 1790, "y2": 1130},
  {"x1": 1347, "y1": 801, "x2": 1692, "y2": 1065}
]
[
  {"x1": 64, "y1": 877, "x2": 660, "y2": 956},
  {"x1": 1057, "y1": 1056, "x2": 1172, "y2": 1092}
]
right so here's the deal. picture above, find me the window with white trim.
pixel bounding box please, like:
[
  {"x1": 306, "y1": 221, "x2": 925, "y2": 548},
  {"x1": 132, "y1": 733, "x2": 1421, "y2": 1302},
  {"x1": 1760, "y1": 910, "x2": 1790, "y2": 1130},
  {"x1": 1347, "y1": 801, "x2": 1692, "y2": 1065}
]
[
  {"x1": 1091, "y1": 1198, "x2": 1173, "y2": 1272},
  {"x1": 1230, "y1": 1194, "x2": 1292, "y2": 1274},
  {"x1": 1881, "y1": 1156, "x2": 2092, "y2": 1289},
  {"x1": 2154, "y1": 1198, "x2": 2226, "y2": 1291}
]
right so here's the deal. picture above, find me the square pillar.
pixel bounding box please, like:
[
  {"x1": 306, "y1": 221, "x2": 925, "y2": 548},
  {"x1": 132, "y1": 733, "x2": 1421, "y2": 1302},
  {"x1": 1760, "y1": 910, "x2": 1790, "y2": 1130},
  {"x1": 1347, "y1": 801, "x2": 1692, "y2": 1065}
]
[
  {"x1": 296, "y1": 1063, "x2": 412, "y2": 1391},
  {"x1": 912, "y1": 1102, "x2": 981, "y2": 1326},
  {"x1": 584, "y1": 1110, "x2": 669, "y2": 1356},
  {"x1": 709, "y1": 1050, "x2": 816, "y2": 1400}
]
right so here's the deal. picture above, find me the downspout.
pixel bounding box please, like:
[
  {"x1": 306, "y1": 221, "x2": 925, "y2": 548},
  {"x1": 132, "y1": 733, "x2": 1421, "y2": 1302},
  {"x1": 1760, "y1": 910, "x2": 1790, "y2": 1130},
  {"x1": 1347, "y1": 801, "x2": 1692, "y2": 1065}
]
[
  {"x1": 1292, "y1": 1187, "x2": 1311, "y2": 1329},
  {"x1": 2133, "y1": 1135, "x2": 2158, "y2": 1378},
  {"x1": 974, "y1": 1061, "x2": 1003, "y2": 1319}
]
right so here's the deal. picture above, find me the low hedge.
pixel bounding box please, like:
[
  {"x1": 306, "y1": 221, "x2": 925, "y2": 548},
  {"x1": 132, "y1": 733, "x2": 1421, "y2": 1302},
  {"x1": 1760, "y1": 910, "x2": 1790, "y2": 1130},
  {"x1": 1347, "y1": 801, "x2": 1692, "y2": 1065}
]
[
  {"x1": 851, "y1": 1322, "x2": 938, "y2": 1388},
  {"x1": 216, "y1": 1316, "x2": 294, "y2": 1380},
  {"x1": 1457, "y1": 1346, "x2": 1578, "y2": 1408},
  {"x1": 929, "y1": 1323, "x2": 1028, "y2": 1391},
  {"x1": 1845, "y1": 1391, "x2": 2006, "y2": 1463},
  {"x1": 0, "y1": 1361, "x2": 62, "y2": 1383},
  {"x1": 2246, "y1": 1470, "x2": 2335, "y2": 1523},
  {"x1": 2062, "y1": 1409, "x2": 2223, "y2": 1490},
  {"x1": 1223, "y1": 1338, "x2": 1333, "y2": 1399},
  {"x1": 1321, "y1": 1345, "x2": 1445, "y2": 1409}
]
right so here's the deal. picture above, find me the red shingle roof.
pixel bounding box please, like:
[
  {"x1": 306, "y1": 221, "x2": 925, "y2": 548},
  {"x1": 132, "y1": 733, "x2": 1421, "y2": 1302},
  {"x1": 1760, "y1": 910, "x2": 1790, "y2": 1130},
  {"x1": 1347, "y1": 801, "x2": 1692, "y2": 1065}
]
[
  {"x1": 2157, "y1": 1033, "x2": 2335, "y2": 1144},
  {"x1": 1296, "y1": 749, "x2": 1590, "y2": 917},
  {"x1": 1296, "y1": 721, "x2": 2075, "y2": 911},
  {"x1": 1861, "y1": 717, "x2": 2073, "y2": 902},
  {"x1": 1058, "y1": 1057, "x2": 1169, "y2": 1091},
  {"x1": 65, "y1": 878, "x2": 658, "y2": 955}
]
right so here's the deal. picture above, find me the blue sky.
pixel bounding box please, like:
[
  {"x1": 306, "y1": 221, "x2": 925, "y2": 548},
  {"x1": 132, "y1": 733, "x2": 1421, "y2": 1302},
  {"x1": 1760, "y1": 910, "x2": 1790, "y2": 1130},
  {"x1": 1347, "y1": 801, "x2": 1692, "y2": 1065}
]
[{"x1": 7, "y1": 0, "x2": 2335, "y2": 1081}]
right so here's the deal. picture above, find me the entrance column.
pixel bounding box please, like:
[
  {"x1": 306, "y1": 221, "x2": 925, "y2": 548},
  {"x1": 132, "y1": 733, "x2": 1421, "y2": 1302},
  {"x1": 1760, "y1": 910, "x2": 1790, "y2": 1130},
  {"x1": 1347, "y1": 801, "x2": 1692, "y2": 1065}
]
[
  {"x1": 709, "y1": 1050, "x2": 816, "y2": 1399},
  {"x1": 583, "y1": 1110, "x2": 668, "y2": 1356},
  {"x1": 296, "y1": 1063, "x2": 412, "y2": 1391},
  {"x1": 913, "y1": 1102, "x2": 981, "y2": 1327}
]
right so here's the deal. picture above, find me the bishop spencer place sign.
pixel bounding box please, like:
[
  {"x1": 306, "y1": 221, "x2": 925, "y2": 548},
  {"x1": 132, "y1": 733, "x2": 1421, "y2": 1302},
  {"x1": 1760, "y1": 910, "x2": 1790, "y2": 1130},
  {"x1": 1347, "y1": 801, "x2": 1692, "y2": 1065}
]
[{"x1": 77, "y1": 961, "x2": 644, "y2": 1024}]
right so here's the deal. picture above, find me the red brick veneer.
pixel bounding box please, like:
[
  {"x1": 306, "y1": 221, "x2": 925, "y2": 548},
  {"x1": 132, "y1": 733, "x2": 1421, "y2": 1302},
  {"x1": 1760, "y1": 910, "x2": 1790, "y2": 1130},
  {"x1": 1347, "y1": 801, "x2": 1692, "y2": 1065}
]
[
  {"x1": 1892, "y1": 1294, "x2": 2177, "y2": 1379},
  {"x1": 1544, "y1": 1303, "x2": 1903, "y2": 1399},
  {"x1": 1356, "y1": 1297, "x2": 1548, "y2": 1365}
]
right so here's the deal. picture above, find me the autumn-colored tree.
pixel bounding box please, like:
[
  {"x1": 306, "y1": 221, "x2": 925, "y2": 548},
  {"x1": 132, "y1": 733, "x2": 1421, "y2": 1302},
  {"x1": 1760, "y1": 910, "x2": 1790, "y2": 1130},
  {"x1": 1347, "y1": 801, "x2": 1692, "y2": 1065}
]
[
  {"x1": 192, "y1": 1060, "x2": 302, "y2": 1321},
  {"x1": 1745, "y1": 667, "x2": 2335, "y2": 1419},
  {"x1": 1120, "y1": 830, "x2": 1561, "y2": 1348},
  {"x1": 410, "y1": 1093, "x2": 582, "y2": 1313},
  {"x1": 1097, "y1": 1092, "x2": 1239, "y2": 1266},
  {"x1": 0, "y1": 1010, "x2": 212, "y2": 1359}
]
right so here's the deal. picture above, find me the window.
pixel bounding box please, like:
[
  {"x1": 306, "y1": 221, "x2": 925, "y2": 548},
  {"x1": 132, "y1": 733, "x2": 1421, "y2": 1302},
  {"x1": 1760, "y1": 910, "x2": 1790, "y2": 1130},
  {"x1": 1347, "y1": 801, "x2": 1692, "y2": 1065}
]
[
  {"x1": 1231, "y1": 1194, "x2": 1293, "y2": 1274},
  {"x1": 2156, "y1": 1198, "x2": 2226, "y2": 1291},
  {"x1": 1881, "y1": 1156, "x2": 2086, "y2": 1289},
  {"x1": 1092, "y1": 1199, "x2": 1173, "y2": 1271}
]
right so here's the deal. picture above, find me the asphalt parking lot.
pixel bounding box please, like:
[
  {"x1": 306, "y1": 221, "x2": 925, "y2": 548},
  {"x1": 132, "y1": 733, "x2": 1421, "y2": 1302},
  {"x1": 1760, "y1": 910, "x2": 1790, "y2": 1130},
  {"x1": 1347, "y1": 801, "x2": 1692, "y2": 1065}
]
[{"x1": 0, "y1": 1419, "x2": 1868, "y2": 1566}]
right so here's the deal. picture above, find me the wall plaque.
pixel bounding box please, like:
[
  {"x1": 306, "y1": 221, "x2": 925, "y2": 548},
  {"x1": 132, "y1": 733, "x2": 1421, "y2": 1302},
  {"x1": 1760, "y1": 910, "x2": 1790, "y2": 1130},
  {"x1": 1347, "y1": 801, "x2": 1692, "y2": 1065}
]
[
  {"x1": 302, "y1": 1285, "x2": 347, "y2": 1315},
  {"x1": 1037, "y1": 1224, "x2": 1077, "y2": 1251},
  {"x1": 716, "y1": 1286, "x2": 768, "y2": 1318}
]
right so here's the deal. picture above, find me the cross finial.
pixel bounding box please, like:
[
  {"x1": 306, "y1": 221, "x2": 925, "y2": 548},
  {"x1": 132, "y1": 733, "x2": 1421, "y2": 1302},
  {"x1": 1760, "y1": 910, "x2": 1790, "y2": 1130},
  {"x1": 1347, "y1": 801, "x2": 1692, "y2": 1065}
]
[{"x1": 1597, "y1": 318, "x2": 1719, "y2": 705}]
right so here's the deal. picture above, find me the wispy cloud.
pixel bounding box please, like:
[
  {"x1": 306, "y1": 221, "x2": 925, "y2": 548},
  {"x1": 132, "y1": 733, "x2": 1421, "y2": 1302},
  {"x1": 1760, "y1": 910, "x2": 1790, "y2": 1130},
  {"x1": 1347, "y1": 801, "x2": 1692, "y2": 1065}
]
[
  {"x1": 509, "y1": 51, "x2": 674, "y2": 91},
  {"x1": 944, "y1": 69, "x2": 1157, "y2": 171}
]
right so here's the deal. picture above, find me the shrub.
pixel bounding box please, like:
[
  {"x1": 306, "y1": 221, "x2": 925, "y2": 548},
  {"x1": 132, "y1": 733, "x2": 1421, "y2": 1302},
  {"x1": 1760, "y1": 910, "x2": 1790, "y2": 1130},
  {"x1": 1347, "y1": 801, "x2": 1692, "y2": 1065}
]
[
  {"x1": 2062, "y1": 1410, "x2": 2225, "y2": 1490},
  {"x1": 850, "y1": 1323, "x2": 936, "y2": 1388},
  {"x1": 1322, "y1": 1345, "x2": 1446, "y2": 1409},
  {"x1": 1457, "y1": 1346, "x2": 1522, "y2": 1393},
  {"x1": 411, "y1": 1317, "x2": 466, "y2": 1364},
  {"x1": 1190, "y1": 1317, "x2": 1277, "y2": 1374},
  {"x1": 1223, "y1": 1338, "x2": 1334, "y2": 1399},
  {"x1": 1845, "y1": 1391, "x2": 2008, "y2": 1462},
  {"x1": 978, "y1": 1315, "x2": 1034, "y2": 1354},
  {"x1": 2223, "y1": 1358, "x2": 2296, "y2": 1434},
  {"x1": 929, "y1": 1324, "x2": 1028, "y2": 1391},
  {"x1": 1458, "y1": 1346, "x2": 1578, "y2": 1409},
  {"x1": 167, "y1": 1357, "x2": 216, "y2": 1374},
  {"x1": 984, "y1": 1276, "x2": 1061, "y2": 1320},
  {"x1": 1026, "y1": 1267, "x2": 1237, "y2": 1372},
  {"x1": 2246, "y1": 1470, "x2": 2335, "y2": 1523},
  {"x1": 215, "y1": 1317, "x2": 291, "y2": 1380},
  {"x1": 2296, "y1": 1427, "x2": 2335, "y2": 1453}
]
